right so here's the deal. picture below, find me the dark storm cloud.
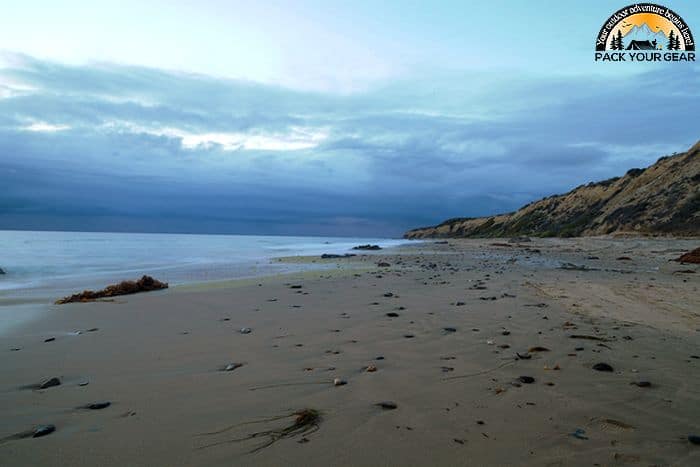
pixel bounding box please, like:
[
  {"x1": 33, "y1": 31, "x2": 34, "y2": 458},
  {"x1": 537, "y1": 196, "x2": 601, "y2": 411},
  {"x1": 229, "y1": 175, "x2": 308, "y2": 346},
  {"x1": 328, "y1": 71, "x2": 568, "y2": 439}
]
[{"x1": 0, "y1": 53, "x2": 697, "y2": 236}]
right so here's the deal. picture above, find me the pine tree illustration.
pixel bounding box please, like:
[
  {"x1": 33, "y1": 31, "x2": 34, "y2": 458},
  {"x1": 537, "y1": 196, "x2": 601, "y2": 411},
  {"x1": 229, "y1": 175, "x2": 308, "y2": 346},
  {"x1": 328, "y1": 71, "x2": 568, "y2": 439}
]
[
  {"x1": 674, "y1": 34, "x2": 681, "y2": 50},
  {"x1": 667, "y1": 30, "x2": 675, "y2": 50},
  {"x1": 616, "y1": 30, "x2": 623, "y2": 50}
]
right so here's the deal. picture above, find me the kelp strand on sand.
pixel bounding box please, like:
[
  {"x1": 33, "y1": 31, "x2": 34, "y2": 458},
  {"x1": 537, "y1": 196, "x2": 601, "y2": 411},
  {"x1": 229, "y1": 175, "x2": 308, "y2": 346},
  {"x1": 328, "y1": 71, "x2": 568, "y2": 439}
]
[
  {"x1": 442, "y1": 360, "x2": 516, "y2": 381},
  {"x1": 196, "y1": 409, "x2": 322, "y2": 453},
  {"x1": 55, "y1": 275, "x2": 168, "y2": 304},
  {"x1": 249, "y1": 379, "x2": 337, "y2": 391}
]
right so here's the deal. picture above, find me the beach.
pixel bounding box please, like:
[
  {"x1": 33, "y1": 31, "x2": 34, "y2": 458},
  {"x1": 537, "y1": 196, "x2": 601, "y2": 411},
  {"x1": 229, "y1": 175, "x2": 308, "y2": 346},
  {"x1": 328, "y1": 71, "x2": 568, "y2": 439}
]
[{"x1": 1, "y1": 237, "x2": 699, "y2": 466}]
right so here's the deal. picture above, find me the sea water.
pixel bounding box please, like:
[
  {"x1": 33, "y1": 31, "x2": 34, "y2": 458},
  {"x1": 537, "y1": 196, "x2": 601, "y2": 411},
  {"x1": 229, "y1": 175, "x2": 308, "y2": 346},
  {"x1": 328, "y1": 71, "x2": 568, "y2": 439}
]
[{"x1": 0, "y1": 230, "x2": 411, "y2": 332}]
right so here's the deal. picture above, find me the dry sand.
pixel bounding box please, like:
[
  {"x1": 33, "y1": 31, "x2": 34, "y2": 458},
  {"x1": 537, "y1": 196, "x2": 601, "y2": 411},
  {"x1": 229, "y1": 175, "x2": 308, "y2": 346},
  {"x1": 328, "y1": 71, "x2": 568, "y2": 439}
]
[{"x1": 1, "y1": 238, "x2": 699, "y2": 466}]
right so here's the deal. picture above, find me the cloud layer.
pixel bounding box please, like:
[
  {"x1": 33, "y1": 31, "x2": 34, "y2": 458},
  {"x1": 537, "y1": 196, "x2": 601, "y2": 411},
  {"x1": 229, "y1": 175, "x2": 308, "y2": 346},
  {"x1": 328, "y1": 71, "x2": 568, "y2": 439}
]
[{"x1": 1, "y1": 53, "x2": 697, "y2": 236}]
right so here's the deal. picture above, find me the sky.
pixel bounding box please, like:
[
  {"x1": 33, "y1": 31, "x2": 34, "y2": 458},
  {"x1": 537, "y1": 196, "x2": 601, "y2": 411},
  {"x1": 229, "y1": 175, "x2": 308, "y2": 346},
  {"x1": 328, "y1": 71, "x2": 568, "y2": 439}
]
[{"x1": 1, "y1": 1, "x2": 698, "y2": 237}]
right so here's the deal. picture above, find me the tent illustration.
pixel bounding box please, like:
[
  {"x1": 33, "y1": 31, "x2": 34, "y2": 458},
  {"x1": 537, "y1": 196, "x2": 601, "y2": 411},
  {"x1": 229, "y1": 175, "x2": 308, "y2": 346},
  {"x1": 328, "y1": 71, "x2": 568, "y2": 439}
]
[{"x1": 626, "y1": 40, "x2": 657, "y2": 50}]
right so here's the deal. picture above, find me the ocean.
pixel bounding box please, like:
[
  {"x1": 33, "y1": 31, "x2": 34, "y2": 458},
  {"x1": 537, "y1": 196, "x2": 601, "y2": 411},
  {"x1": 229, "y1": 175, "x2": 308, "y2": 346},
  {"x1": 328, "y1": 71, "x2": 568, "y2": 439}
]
[{"x1": 0, "y1": 230, "x2": 411, "y2": 333}]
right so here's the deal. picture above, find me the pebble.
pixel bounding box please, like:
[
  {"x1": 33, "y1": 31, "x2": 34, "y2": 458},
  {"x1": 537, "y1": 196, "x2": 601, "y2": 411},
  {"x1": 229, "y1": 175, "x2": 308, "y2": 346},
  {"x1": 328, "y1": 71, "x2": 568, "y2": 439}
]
[
  {"x1": 376, "y1": 401, "x2": 397, "y2": 410},
  {"x1": 39, "y1": 377, "x2": 61, "y2": 389},
  {"x1": 333, "y1": 378, "x2": 347, "y2": 386},
  {"x1": 239, "y1": 327, "x2": 252, "y2": 334},
  {"x1": 518, "y1": 376, "x2": 535, "y2": 384},
  {"x1": 33, "y1": 425, "x2": 56, "y2": 438},
  {"x1": 386, "y1": 312, "x2": 399, "y2": 317},
  {"x1": 84, "y1": 401, "x2": 111, "y2": 410},
  {"x1": 689, "y1": 435, "x2": 700, "y2": 445},
  {"x1": 592, "y1": 363, "x2": 614, "y2": 372},
  {"x1": 366, "y1": 365, "x2": 377, "y2": 372},
  {"x1": 632, "y1": 381, "x2": 652, "y2": 388},
  {"x1": 222, "y1": 363, "x2": 243, "y2": 372},
  {"x1": 443, "y1": 327, "x2": 457, "y2": 333},
  {"x1": 44, "y1": 337, "x2": 56, "y2": 343}
]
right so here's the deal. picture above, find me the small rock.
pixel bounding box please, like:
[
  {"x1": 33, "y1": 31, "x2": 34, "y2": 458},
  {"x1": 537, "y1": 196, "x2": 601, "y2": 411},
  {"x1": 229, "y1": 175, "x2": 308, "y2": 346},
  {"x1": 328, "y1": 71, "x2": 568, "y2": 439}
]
[
  {"x1": 383, "y1": 292, "x2": 394, "y2": 297},
  {"x1": 386, "y1": 312, "x2": 399, "y2": 318},
  {"x1": 222, "y1": 363, "x2": 243, "y2": 372},
  {"x1": 333, "y1": 378, "x2": 347, "y2": 386},
  {"x1": 689, "y1": 435, "x2": 700, "y2": 445},
  {"x1": 83, "y1": 401, "x2": 111, "y2": 410},
  {"x1": 377, "y1": 262, "x2": 391, "y2": 267},
  {"x1": 289, "y1": 285, "x2": 303, "y2": 289},
  {"x1": 443, "y1": 327, "x2": 457, "y2": 333},
  {"x1": 376, "y1": 401, "x2": 397, "y2": 410},
  {"x1": 33, "y1": 425, "x2": 56, "y2": 438},
  {"x1": 632, "y1": 381, "x2": 652, "y2": 388},
  {"x1": 44, "y1": 337, "x2": 56, "y2": 343},
  {"x1": 518, "y1": 376, "x2": 535, "y2": 384},
  {"x1": 239, "y1": 327, "x2": 252, "y2": 334},
  {"x1": 366, "y1": 365, "x2": 377, "y2": 372},
  {"x1": 39, "y1": 377, "x2": 61, "y2": 389},
  {"x1": 403, "y1": 334, "x2": 415, "y2": 339},
  {"x1": 592, "y1": 363, "x2": 614, "y2": 372}
]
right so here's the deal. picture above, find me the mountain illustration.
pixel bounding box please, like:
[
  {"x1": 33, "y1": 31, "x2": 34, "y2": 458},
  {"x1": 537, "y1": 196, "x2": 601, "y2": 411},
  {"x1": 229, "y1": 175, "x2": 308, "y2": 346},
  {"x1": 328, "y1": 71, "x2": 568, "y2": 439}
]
[{"x1": 622, "y1": 23, "x2": 667, "y2": 49}]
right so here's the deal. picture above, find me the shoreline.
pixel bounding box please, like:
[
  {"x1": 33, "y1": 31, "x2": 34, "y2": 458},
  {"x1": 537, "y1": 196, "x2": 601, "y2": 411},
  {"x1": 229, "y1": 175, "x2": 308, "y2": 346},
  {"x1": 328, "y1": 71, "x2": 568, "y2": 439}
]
[{"x1": 1, "y1": 237, "x2": 698, "y2": 466}]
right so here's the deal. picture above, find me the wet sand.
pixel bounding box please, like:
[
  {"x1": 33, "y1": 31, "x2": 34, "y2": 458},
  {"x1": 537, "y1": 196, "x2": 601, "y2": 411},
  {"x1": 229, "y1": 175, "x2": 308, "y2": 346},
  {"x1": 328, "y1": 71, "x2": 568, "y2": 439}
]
[{"x1": 1, "y1": 237, "x2": 699, "y2": 466}]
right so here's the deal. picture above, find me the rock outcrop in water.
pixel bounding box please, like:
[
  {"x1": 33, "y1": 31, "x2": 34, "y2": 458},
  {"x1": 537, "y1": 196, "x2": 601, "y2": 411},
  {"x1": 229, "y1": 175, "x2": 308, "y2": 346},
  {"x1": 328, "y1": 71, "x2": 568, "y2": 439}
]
[
  {"x1": 405, "y1": 141, "x2": 700, "y2": 238},
  {"x1": 56, "y1": 275, "x2": 168, "y2": 304}
]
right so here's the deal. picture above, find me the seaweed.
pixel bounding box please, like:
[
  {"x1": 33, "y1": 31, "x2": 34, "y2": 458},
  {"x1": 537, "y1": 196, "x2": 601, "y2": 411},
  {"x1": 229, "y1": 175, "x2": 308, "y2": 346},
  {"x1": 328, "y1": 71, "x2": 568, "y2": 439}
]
[{"x1": 196, "y1": 409, "x2": 322, "y2": 453}]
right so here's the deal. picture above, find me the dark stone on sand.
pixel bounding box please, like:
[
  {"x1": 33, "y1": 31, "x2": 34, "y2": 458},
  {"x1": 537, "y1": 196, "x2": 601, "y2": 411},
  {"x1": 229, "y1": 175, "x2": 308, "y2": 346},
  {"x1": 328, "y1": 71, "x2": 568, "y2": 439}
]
[
  {"x1": 321, "y1": 253, "x2": 356, "y2": 259},
  {"x1": 55, "y1": 275, "x2": 168, "y2": 304},
  {"x1": 44, "y1": 337, "x2": 55, "y2": 342},
  {"x1": 386, "y1": 312, "x2": 399, "y2": 317},
  {"x1": 376, "y1": 401, "x2": 397, "y2": 410},
  {"x1": 516, "y1": 352, "x2": 531, "y2": 360},
  {"x1": 689, "y1": 435, "x2": 700, "y2": 445},
  {"x1": 403, "y1": 334, "x2": 415, "y2": 338},
  {"x1": 632, "y1": 381, "x2": 652, "y2": 388},
  {"x1": 592, "y1": 363, "x2": 614, "y2": 372},
  {"x1": 221, "y1": 363, "x2": 243, "y2": 372},
  {"x1": 239, "y1": 327, "x2": 252, "y2": 334},
  {"x1": 376, "y1": 356, "x2": 385, "y2": 360},
  {"x1": 377, "y1": 262, "x2": 390, "y2": 267},
  {"x1": 453, "y1": 301, "x2": 465, "y2": 306},
  {"x1": 39, "y1": 377, "x2": 61, "y2": 389},
  {"x1": 383, "y1": 292, "x2": 394, "y2": 297},
  {"x1": 443, "y1": 327, "x2": 457, "y2": 333},
  {"x1": 289, "y1": 285, "x2": 302, "y2": 289},
  {"x1": 616, "y1": 256, "x2": 632, "y2": 261},
  {"x1": 518, "y1": 376, "x2": 535, "y2": 384},
  {"x1": 353, "y1": 244, "x2": 381, "y2": 250},
  {"x1": 33, "y1": 425, "x2": 56, "y2": 438},
  {"x1": 501, "y1": 330, "x2": 511, "y2": 336},
  {"x1": 82, "y1": 401, "x2": 111, "y2": 410}
]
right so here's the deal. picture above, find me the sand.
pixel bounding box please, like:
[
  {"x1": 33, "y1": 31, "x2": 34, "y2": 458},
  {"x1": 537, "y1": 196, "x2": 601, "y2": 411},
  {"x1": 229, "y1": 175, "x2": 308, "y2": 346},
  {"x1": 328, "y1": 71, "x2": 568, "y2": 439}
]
[{"x1": 1, "y1": 237, "x2": 699, "y2": 466}]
